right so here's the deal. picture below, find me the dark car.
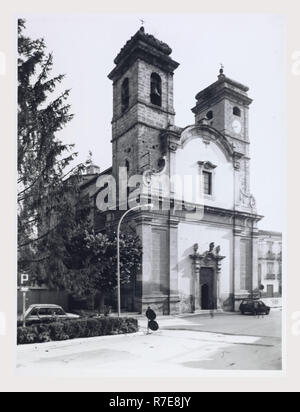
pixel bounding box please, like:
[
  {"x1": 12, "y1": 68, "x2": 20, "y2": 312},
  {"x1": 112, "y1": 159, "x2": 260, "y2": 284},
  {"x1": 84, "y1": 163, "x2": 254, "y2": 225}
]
[
  {"x1": 17, "y1": 304, "x2": 80, "y2": 326},
  {"x1": 240, "y1": 299, "x2": 271, "y2": 316}
]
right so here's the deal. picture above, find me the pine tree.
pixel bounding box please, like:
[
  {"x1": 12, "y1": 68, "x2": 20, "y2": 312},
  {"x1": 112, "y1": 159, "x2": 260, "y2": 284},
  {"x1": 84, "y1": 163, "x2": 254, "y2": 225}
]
[
  {"x1": 17, "y1": 19, "x2": 87, "y2": 284},
  {"x1": 18, "y1": 20, "x2": 142, "y2": 306}
]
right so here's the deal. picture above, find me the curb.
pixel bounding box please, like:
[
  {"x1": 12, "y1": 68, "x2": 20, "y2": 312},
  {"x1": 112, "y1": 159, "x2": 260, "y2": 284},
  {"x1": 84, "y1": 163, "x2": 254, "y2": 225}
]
[{"x1": 17, "y1": 330, "x2": 143, "y2": 352}]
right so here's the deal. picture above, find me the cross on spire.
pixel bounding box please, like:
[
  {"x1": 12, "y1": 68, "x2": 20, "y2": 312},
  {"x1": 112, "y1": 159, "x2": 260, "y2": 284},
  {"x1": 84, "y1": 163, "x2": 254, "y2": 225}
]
[
  {"x1": 140, "y1": 18, "x2": 145, "y2": 27},
  {"x1": 219, "y1": 63, "x2": 224, "y2": 75}
]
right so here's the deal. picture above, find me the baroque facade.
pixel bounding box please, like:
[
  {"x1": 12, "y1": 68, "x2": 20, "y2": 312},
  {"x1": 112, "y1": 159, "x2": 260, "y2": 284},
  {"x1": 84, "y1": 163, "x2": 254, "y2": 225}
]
[{"x1": 83, "y1": 27, "x2": 271, "y2": 314}]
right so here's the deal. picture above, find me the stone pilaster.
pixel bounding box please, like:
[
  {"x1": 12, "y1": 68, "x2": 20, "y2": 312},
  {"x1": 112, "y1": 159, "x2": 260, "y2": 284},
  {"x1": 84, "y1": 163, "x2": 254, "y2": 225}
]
[
  {"x1": 252, "y1": 228, "x2": 260, "y2": 291},
  {"x1": 134, "y1": 214, "x2": 153, "y2": 312},
  {"x1": 233, "y1": 228, "x2": 242, "y2": 293},
  {"x1": 168, "y1": 217, "x2": 180, "y2": 313}
]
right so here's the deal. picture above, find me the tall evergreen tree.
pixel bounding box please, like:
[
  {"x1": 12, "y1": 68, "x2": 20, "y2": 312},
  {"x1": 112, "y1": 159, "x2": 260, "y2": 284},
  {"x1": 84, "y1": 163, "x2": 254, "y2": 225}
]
[
  {"x1": 18, "y1": 20, "x2": 142, "y2": 307},
  {"x1": 17, "y1": 19, "x2": 88, "y2": 284}
]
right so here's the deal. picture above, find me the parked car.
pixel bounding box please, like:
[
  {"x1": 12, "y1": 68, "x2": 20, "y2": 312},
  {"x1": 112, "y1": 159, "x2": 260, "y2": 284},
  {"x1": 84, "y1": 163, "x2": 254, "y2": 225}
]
[
  {"x1": 18, "y1": 304, "x2": 80, "y2": 326},
  {"x1": 240, "y1": 299, "x2": 271, "y2": 316}
]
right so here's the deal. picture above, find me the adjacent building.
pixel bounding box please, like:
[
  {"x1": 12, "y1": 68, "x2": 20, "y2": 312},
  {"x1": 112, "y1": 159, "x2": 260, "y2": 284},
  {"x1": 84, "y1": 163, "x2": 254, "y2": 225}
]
[{"x1": 258, "y1": 231, "x2": 282, "y2": 298}]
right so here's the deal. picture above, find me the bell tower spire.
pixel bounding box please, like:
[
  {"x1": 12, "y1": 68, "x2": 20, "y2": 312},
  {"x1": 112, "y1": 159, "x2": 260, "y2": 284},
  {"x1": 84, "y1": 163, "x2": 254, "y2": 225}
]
[
  {"x1": 192, "y1": 71, "x2": 253, "y2": 145},
  {"x1": 192, "y1": 71, "x2": 254, "y2": 212},
  {"x1": 108, "y1": 27, "x2": 179, "y2": 178}
]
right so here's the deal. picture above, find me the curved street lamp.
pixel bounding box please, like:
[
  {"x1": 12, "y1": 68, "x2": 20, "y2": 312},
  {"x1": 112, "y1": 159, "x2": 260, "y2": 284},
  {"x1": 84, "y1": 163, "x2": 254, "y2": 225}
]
[{"x1": 117, "y1": 203, "x2": 154, "y2": 317}]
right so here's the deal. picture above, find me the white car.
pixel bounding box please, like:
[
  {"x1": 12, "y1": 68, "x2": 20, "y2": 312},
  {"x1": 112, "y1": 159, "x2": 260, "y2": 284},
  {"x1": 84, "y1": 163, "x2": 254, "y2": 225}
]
[{"x1": 18, "y1": 304, "x2": 80, "y2": 324}]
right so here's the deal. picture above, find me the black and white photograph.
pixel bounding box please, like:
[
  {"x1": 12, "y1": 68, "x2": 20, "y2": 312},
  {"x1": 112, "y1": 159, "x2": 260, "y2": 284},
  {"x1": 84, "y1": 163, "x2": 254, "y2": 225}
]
[{"x1": 16, "y1": 13, "x2": 285, "y2": 377}]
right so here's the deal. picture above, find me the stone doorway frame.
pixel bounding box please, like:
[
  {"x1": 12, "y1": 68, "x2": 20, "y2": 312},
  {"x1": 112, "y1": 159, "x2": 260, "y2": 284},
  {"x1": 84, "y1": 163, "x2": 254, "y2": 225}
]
[
  {"x1": 190, "y1": 243, "x2": 225, "y2": 311},
  {"x1": 200, "y1": 267, "x2": 216, "y2": 310}
]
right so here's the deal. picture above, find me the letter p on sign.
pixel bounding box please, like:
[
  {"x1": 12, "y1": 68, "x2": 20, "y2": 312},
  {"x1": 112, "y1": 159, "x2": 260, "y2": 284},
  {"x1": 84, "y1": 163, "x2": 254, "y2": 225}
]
[{"x1": 21, "y1": 274, "x2": 29, "y2": 285}]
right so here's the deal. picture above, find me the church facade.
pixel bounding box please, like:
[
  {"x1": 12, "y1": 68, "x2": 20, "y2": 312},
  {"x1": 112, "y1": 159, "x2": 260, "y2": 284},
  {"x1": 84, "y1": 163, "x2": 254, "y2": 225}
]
[{"x1": 85, "y1": 27, "x2": 265, "y2": 315}]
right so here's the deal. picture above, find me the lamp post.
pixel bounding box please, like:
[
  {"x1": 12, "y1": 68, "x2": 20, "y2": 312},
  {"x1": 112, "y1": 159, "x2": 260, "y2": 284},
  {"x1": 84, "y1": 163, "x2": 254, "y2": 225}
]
[{"x1": 117, "y1": 203, "x2": 154, "y2": 317}]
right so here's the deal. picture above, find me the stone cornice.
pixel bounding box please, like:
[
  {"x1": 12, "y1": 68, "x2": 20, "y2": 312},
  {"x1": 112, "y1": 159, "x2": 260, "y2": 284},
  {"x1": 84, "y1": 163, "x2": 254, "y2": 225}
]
[
  {"x1": 114, "y1": 27, "x2": 173, "y2": 64},
  {"x1": 132, "y1": 214, "x2": 153, "y2": 225},
  {"x1": 195, "y1": 74, "x2": 250, "y2": 100},
  {"x1": 109, "y1": 35, "x2": 180, "y2": 83},
  {"x1": 112, "y1": 99, "x2": 176, "y2": 124},
  {"x1": 204, "y1": 205, "x2": 263, "y2": 222},
  {"x1": 126, "y1": 198, "x2": 264, "y2": 223},
  {"x1": 224, "y1": 132, "x2": 250, "y2": 145},
  {"x1": 112, "y1": 121, "x2": 164, "y2": 143},
  {"x1": 198, "y1": 161, "x2": 217, "y2": 171},
  {"x1": 192, "y1": 87, "x2": 253, "y2": 114},
  {"x1": 168, "y1": 217, "x2": 180, "y2": 227}
]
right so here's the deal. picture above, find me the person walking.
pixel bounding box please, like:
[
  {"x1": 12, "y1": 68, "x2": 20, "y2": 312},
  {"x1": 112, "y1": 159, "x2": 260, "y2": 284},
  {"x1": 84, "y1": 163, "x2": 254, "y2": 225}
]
[
  {"x1": 146, "y1": 306, "x2": 158, "y2": 334},
  {"x1": 254, "y1": 300, "x2": 260, "y2": 318}
]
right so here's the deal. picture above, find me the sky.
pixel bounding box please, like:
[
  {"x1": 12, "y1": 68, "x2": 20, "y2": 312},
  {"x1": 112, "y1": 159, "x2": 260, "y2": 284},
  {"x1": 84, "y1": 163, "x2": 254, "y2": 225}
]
[{"x1": 21, "y1": 14, "x2": 286, "y2": 232}]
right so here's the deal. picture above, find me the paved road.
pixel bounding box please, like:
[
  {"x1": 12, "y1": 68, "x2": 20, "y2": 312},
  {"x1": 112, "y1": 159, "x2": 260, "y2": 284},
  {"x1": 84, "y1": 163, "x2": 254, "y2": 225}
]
[
  {"x1": 166, "y1": 311, "x2": 282, "y2": 338},
  {"x1": 16, "y1": 311, "x2": 282, "y2": 376}
]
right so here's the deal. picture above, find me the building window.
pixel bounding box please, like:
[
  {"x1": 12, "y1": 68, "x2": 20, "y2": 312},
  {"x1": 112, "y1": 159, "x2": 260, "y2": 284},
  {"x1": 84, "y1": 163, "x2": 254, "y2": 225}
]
[
  {"x1": 203, "y1": 171, "x2": 212, "y2": 195},
  {"x1": 258, "y1": 264, "x2": 262, "y2": 285},
  {"x1": 121, "y1": 78, "x2": 129, "y2": 113},
  {"x1": 233, "y1": 106, "x2": 241, "y2": 117},
  {"x1": 267, "y1": 262, "x2": 275, "y2": 275},
  {"x1": 125, "y1": 159, "x2": 130, "y2": 173},
  {"x1": 267, "y1": 241, "x2": 273, "y2": 252},
  {"x1": 206, "y1": 110, "x2": 213, "y2": 120},
  {"x1": 267, "y1": 285, "x2": 274, "y2": 298},
  {"x1": 150, "y1": 73, "x2": 162, "y2": 106}
]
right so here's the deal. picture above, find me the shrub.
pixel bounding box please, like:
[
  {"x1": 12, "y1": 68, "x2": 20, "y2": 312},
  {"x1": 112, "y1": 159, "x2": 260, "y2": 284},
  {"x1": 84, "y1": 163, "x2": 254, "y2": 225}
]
[
  {"x1": 49, "y1": 322, "x2": 69, "y2": 341},
  {"x1": 17, "y1": 327, "x2": 36, "y2": 345},
  {"x1": 17, "y1": 317, "x2": 138, "y2": 345}
]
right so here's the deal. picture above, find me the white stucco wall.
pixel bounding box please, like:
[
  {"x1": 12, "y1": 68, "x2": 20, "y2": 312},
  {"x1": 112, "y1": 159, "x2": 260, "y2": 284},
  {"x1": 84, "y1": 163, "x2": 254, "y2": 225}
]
[
  {"x1": 177, "y1": 221, "x2": 233, "y2": 312},
  {"x1": 174, "y1": 135, "x2": 235, "y2": 210}
]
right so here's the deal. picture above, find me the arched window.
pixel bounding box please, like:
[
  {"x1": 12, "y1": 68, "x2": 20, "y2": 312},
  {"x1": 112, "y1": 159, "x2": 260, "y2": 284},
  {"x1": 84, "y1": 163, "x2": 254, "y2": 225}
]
[
  {"x1": 206, "y1": 110, "x2": 213, "y2": 120},
  {"x1": 150, "y1": 73, "x2": 162, "y2": 106},
  {"x1": 233, "y1": 106, "x2": 241, "y2": 117},
  {"x1": 121, "y1": 78, "x2": 129, "y2": 113}
]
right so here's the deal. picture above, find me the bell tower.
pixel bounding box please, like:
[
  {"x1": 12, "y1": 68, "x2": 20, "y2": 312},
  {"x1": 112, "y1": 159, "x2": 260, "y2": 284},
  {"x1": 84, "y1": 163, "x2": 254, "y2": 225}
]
[
  {"x1": 108, "y1": 27, "x2": 179, "y2": 179},
  {"x1": 192, "y1": 68, "x2": 254, "y2": 207},
  {"x1": 192, "y1": 67, "x2": 253, "y2": 148}
]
